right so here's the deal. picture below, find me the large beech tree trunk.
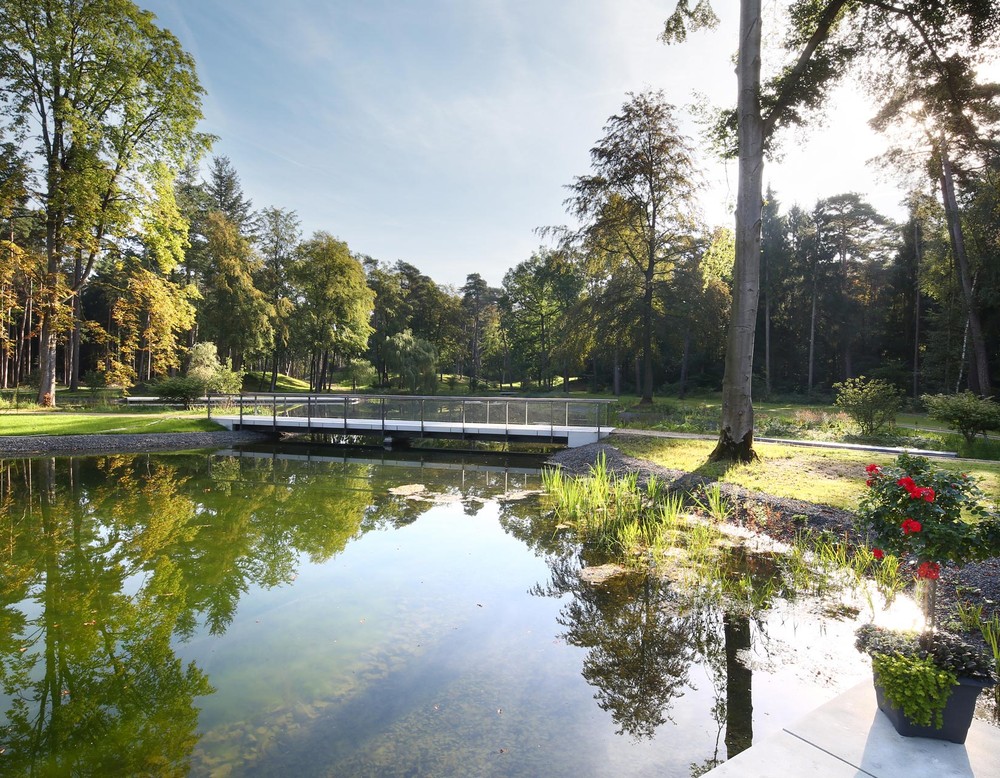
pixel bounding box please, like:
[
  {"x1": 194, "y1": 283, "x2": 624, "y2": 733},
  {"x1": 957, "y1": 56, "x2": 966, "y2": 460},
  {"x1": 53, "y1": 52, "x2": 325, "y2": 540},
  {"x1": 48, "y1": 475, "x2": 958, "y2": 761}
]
[
  {"x1": 711, "y1": 0, "x2": 762, "y2": 463},
  {"x1": 938, "y1": 138, "x2": 991, "y2": 396}
]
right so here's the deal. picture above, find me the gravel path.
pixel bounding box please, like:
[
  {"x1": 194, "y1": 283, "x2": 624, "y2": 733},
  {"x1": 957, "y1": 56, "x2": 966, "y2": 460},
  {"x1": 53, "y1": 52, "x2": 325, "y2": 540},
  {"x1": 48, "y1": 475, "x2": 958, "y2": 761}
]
[{"x1": 0, "y1": 430, "x2": 272, "y2": 456}]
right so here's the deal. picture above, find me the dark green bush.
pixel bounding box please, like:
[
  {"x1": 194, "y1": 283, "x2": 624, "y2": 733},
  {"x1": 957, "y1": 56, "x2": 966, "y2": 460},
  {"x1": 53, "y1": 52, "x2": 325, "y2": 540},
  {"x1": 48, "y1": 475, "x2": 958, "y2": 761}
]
[
  {"x1": 834, "y1": 376, "x2": 902, "y2": 435},
  {"x1": 154, "y1": 376, "x2": 207, "y2": 409},
  {"x1": 922, "y1": 392, "x2": 1000, "y2": 443}
]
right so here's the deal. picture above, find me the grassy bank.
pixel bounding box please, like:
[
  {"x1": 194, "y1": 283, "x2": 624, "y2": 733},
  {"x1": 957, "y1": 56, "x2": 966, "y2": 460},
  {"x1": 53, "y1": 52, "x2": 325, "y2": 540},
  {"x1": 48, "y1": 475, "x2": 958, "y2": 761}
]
[
  {"x1": 0, "y1": 412, "x2": 223, "y2": 436},
  {"x1": 613, "y1": 434, "x2": 1000, "y2": 511}
]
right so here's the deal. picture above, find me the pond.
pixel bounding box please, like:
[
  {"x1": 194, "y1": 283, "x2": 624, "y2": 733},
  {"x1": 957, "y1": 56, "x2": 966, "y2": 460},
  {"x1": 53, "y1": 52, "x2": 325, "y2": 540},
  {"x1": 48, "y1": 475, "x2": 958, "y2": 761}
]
[{"x1": 0, "y1": 444, "x2": 880, "y2": 776}]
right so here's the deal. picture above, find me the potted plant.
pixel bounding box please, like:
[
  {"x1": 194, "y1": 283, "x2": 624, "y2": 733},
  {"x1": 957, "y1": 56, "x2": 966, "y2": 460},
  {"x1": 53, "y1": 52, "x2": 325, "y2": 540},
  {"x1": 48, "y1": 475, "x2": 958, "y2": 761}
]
[{"x1": 855, "y1": 453, "x2": 1000, "y2": 743}]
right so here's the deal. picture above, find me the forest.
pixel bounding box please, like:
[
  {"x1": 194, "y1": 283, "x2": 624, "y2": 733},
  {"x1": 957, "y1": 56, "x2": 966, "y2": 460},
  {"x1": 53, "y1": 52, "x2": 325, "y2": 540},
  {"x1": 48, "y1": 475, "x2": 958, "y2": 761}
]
[{"x1": 0, "y1": 1, "x2": 997, "y2": 420}]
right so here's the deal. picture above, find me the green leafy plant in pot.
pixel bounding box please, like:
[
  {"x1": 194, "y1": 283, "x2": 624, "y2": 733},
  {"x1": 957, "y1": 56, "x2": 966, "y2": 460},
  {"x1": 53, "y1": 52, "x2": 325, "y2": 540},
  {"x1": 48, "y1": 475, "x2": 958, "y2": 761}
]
[{"x1": 855, "y1": 453, "x2": 1000, "y2": 743}]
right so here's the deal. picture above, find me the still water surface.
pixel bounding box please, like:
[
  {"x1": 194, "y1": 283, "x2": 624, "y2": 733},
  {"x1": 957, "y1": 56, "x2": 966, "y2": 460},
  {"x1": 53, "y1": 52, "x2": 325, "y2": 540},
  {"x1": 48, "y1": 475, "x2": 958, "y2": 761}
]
[{"x1": 0, "y1": 445, "x2": 874, "y2": 776}]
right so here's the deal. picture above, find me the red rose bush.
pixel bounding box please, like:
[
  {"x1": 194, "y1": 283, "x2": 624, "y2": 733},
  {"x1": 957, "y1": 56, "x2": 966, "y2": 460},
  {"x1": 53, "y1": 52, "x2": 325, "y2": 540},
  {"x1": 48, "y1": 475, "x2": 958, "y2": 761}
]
[
  {"x1": 857, "y1": 452, "x2": 1000, "y2": 628},
  {"x1": 855, "y1": 453, "x2": 999, "y2": 736}
]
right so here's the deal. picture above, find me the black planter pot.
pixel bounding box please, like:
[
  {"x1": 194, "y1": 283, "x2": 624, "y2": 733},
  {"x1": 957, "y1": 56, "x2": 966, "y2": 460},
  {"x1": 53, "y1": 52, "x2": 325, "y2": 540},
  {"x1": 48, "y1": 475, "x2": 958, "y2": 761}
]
[{"x1": 873, "y1": 673, "x2": 995, "y2": 744}]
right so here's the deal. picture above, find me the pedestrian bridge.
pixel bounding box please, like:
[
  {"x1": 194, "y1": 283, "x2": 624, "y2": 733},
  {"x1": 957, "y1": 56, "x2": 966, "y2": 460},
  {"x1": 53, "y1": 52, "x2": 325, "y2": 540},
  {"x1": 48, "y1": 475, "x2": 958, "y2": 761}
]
[{"x1": 209, "y1": 394, "x2": 615, "y2": 448}]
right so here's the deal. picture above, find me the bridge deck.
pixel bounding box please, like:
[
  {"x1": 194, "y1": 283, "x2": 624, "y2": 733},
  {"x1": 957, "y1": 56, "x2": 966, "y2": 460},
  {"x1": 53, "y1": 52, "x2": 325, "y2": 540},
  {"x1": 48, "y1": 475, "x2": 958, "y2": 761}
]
[
  {"x1": 212, "y1": 414, "x2": 613, "y2": 447},
  {"x1": 208, "y1": 394, "x2": 615, "y2": 448}
]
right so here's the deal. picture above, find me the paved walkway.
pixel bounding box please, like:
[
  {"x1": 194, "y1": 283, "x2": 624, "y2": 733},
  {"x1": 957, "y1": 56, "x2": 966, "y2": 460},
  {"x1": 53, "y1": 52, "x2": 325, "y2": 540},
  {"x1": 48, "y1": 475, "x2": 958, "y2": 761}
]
[{"x1": 706, "y1": 681, "x2": 1000, "y2": 777}]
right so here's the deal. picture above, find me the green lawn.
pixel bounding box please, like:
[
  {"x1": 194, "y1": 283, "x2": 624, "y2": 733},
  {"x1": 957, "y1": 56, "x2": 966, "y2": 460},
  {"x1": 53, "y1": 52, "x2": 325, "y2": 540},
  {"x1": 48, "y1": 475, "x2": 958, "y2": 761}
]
[
  {"x1": 0, "y1": 411, "x2": 224, "y2": 436},
  {"x1": 613, "y1": 434, "x2": 1000, "y2": 510}
]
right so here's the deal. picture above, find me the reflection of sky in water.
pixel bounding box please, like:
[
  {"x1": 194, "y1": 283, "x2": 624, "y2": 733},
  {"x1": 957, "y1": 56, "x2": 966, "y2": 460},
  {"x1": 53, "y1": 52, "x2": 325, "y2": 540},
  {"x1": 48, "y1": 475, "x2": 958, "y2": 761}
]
[
  {"x1": 173, "y1": 499, "x2": 878, "y2": 776},
  {"x1": 0, "y1": 450, "x2": 898, "y2": 777}
]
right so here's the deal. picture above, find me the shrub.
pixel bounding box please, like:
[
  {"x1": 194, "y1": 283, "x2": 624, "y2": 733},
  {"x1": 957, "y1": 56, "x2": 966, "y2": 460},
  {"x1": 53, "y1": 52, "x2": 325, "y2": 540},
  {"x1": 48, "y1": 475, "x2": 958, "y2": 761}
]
[
  {"x1": 858, "y1": 453, "x2": 1000, "y2": 570},
  {"x1": 186, "y1": 342, "x2": 243, "y2": 394},
  {"x1": 154, "y1": 376, "x2": 207, "y2": 409},
  {"x1": 922, "y1": 392, "x2": 1000, "y2": 443},
  {"x1": 833, "y1": 376, "x2": 902, "y2": 436},
  {"x1": 83, "y1": 369, "x2": 106, "y2": 396},
  {"x1": 343, "y1": 359, "x2": 377, "y2": 391}
]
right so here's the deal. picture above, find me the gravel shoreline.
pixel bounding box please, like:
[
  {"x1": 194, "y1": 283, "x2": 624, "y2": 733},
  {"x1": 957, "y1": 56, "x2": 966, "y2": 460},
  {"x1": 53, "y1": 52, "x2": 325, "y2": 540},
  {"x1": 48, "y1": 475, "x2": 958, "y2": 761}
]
[
  {"x1": 549, "y1": 442, "x2": 1000, "y2": 637},
  {"x1": 0, "y1": 430, "x2": 272, "y2": 456}
]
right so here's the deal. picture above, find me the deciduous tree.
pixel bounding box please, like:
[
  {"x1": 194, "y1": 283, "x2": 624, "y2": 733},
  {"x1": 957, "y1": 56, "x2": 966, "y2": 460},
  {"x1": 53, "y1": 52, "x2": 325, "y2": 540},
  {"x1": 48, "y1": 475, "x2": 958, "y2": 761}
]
[
  {"x1": 0, "y1": 0, "x2": 208, "y2": 404},
  {"x1": 564, "y1": 90, "x2": 701, "y2": 404},
  {"x1": 665, "y1": 0, "x2": 999, "y2": 460}
]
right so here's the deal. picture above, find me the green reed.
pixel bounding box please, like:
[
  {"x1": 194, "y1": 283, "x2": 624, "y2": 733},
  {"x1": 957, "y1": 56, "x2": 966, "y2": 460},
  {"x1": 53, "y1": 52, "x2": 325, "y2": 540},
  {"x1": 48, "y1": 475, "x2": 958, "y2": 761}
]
[
  {"x1": 692, "y1": 483, "x2": 732, "y2": 523},
  {"x1": 955, "y1": 601, "x2": 985, "y2": 633},
  {"x1": 542, "y1": 454, "x2": 906, "y2": 622}
]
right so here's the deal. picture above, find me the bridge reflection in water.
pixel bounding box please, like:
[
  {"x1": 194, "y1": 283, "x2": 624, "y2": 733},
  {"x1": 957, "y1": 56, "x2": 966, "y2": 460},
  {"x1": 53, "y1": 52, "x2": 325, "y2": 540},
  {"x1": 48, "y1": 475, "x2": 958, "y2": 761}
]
[{"x1": 209, "y1": 394, "x2": 615, "y2": 448}]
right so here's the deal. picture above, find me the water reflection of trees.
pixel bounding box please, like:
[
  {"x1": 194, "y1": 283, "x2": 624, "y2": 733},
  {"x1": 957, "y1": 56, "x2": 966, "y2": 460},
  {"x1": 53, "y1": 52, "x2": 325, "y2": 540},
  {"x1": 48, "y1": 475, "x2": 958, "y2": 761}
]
[
  {"x1": 512, "y1": 502, "x2": 760, "y2": 764},
  {"x1": 0, "y1": 452, "x2": 374, "y2": 774},
  {"x1": 559, "y1": 573, "x2": 697, "y2": 739}
]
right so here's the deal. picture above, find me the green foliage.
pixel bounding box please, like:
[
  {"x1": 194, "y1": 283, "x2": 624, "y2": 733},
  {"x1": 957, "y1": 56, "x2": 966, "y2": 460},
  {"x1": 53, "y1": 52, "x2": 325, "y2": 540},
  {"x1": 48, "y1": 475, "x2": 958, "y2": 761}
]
[
  {"x1": 83, "y1": 370, "x2": 106, "y2": 396},
  {"x1": 0, "y1": 0, "x2": 209, "y2": 402},
  {"x1": 293, "y1": 233, "x2": 375, "y2": 387},
  {"x1": 153, "y1": 376, "x2": 206, "y2": 408},
  {"x1": 981, "y1": 617, "x2": 1000, "y2": 699},
  {"x1": 692, "y1": 483, "x2": 731, "y2": 523},
  {"x1": 384, "y1": 330, "x2": 438, "y2": 394},
  {"x1": 922, "y1": 392, "x2": 1000, "y2": 443},
  {"x1": 857, "y1": 453, "x2": 1000, "y2": 569},
  {"x1": 542, "y1": 454, "x2": 681, "y2": 555},
  {"x1": 342, "y1": 359, "x2": 377, "y2": 390},
  {"x1": 200, "y1": 212, "x2": 274, "y2": 364},
  {"x1": 857, "y1": 624, "x2": 994, "y2": 728},
  {"x1": 871, "y1": 653, "x2": 956, "y2": 729},
  {"x1": 834, "y1": 376, "x2": 902, "y2": 435},
  {"x1": 187, "y1": 342, "x2": 243, "y2": 394}
]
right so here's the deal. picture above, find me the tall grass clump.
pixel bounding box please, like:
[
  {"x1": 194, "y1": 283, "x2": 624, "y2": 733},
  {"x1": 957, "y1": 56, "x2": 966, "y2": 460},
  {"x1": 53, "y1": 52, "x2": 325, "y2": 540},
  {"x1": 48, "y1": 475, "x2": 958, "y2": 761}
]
[
  {"x1": 691, "y1": 483, "x2": 732, "y2": 522},
  {"x1": 543, "y1": 454, "x2": 683, "y2": 556},
  {"x1": 979, "y1": 616, "x2": 1000, "y2": 708}
]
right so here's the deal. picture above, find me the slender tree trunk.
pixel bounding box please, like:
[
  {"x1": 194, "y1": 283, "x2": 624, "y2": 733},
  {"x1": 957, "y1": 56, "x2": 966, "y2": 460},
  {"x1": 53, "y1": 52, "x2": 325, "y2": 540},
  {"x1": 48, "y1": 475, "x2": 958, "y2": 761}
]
[
  {"x1": 15, "y1": 278, "x2": 32, "y2": 387},
  {"x1": 939, "y1": 137, "x2": 991, "y2": 395},
  {"x1": 711, "y1": 0, "x2": 762, "y2": 462},
  {"x1": 764, "y1": 290, "x2": 771, "y2": 398},
  {"x1": 37, "y1": 310, "x2": 58, "y2": 406},
  {"x1": 808, "y1": 270, "x2": 817, "y2": 395},
  {"x1": 640, "y1": 269, "x2": 655, "y2": 404},
  {"x1": 68, "y1": 254, "x2": 83, "y2": 391},
  {"x1": 613, "y1": 347, "x2": 621, "y2": 397},
  {"x1": 912, "y1": 220, "x2": 921, "y2": 398},
  {"x1": 679, "y1": 329, "x2": 691, "y2": 399},
  {"x1": 957, "y1": 317, "x2": 969, "y2": 394},
  {"x1": 269, "y1": 348, "x2": 279, "y2": 392}
]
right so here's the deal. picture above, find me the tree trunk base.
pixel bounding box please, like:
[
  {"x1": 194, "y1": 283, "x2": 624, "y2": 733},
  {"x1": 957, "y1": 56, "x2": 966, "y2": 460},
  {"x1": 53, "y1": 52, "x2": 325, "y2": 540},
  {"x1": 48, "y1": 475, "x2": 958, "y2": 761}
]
[{"x1": 709, "y1": 429, "x2": 758, "y2": 463}]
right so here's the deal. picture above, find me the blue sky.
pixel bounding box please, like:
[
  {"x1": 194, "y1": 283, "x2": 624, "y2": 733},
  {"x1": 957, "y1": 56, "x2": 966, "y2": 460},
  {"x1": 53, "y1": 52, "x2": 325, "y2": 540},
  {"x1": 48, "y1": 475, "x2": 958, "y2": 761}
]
[{"x1": 142, "y1": 0, "x2": 903, "y2": 287}]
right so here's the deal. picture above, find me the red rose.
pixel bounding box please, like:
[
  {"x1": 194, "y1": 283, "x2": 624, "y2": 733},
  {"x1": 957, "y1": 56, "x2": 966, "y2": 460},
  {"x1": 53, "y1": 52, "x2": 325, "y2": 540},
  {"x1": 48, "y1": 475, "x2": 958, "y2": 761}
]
[
  {"x1": 917, "y1": 561, "x2": 940, "y2": 580},
  {"x1": 872, "y1": 548, "x2": 884, "y2": 560},
  {"x1": 901, "y1": 518, "x2": 922, "y2": 535},
  {"x1": 921, "y1": 487, "x2": 935, "y2": 503},
  {"x1": 898, "y1": 476, "x2": 916, "y2": 492},
  {"x1": 865, "y1": 464, "x2": 881, "y2": 474}
]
